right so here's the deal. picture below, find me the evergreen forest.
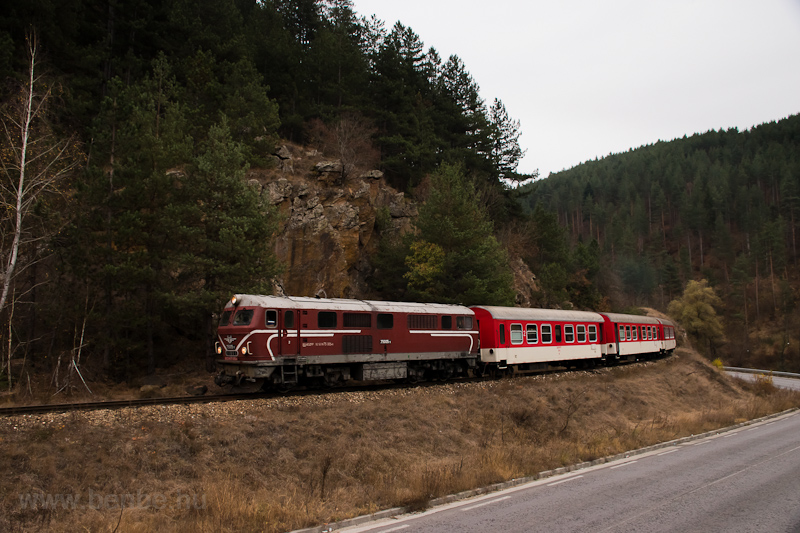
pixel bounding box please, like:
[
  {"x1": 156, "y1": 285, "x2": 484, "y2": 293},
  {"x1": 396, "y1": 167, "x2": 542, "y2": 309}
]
[{"x1": 0, "y1": 0, "x2": 797, "y2": 387}]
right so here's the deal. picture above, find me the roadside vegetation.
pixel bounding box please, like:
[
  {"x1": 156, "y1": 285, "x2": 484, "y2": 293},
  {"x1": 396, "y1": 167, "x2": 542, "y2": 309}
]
[{"x1": 2, "y1": 349, "x2": 798, "y2": 532}]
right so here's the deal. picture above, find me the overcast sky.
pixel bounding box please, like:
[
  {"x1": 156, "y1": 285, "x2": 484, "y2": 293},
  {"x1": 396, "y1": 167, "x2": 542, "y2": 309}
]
[{"x1": 350, "y1": 0, "x2": 800, "y2": 178}]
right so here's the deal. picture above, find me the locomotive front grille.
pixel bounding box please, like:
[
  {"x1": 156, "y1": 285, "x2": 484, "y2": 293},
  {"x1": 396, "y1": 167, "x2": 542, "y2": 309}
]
[{"x1": 226, "y1": 349, "x2": 238, "y2": 357}]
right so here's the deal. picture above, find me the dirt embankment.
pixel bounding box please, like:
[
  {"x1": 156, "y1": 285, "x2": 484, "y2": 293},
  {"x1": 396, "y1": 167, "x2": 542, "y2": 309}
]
[{"x1": 2, "y1": 349, "x2": 798, "y2": 532}]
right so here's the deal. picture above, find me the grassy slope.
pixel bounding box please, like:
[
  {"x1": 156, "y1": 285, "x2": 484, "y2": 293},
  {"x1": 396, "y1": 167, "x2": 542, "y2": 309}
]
[{"x1": 2, "y1": 349, "x2": 798, "y2": 532}]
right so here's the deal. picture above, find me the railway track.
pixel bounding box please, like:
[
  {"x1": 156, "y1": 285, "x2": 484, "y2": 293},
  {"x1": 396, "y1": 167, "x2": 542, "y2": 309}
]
[
  {"x1": 0, "y1": 357, "x2": 666, "y2": 418},
  {"x1": 0, "y1": 392, "x2": 278, "y2": 417}
]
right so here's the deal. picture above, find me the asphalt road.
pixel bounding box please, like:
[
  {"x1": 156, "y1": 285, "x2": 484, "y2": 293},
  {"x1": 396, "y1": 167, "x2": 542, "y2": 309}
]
[
  {"x1": 726, "y1": 371, "x2": 800, "y2": 391},
  {"x1": 341, "y1": 411, "x2": 800, "y2": 533}
]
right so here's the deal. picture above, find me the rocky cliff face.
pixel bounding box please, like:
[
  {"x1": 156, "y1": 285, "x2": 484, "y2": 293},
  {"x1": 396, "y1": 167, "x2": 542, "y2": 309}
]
[
  {"x1": 247, "y1": 143, "x2": 538, "y2": 304},
  {"x1": 247, "y1": 144, "x2": 416, "y2": 298}
]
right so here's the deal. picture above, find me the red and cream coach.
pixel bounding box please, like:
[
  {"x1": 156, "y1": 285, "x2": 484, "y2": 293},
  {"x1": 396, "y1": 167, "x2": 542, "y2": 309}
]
[
  {"x1": 598, "y1": 313, "x2": 677, "y2": 362},
  {"x1": 214, "y1": 294, "x2": 479, "y2": 388},
  {"x1": 470, "y1": 306, "x2": 606, "y2": 373}
]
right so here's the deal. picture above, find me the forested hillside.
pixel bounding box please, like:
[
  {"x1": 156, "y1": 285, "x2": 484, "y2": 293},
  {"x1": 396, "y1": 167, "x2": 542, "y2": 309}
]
[
  {"x1": 0, "y1": 0, "x2": 533, "y2": 385},
  {"x1": 1, "y1": 1, "x2": 796, "y2": 388},
  {"x1": 523, "y1": 115, "x2": 800, "y2": 370}
]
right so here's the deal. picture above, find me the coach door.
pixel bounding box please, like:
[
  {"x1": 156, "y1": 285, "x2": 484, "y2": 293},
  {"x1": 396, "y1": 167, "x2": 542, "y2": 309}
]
[{"x1": 281, "y1": 310, "x2": 300, "y2": 356}]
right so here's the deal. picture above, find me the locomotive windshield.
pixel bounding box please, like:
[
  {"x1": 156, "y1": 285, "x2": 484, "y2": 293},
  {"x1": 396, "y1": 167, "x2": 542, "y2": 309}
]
[
  {"x1": 219, "y1": 310, "x2": 232, "y2": 326},
  {"x1": 232, "y1": 309, "x2": 254, "y2": 326}
]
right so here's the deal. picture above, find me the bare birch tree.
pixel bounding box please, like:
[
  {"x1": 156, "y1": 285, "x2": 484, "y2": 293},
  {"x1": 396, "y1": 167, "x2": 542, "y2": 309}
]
[{"x1": 0, "y1": 32, "x2": 83, "y2": 314}]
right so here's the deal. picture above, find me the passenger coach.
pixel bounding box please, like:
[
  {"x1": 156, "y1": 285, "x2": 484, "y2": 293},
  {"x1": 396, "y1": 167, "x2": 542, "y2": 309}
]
[
  {"x1": 470, "y1": 306, "x2": 606, "y2": 373},
  {"x1": 599, "y1": 313, "x2": 677, "y2": 361},
  {"x1": 215, "y1": 295, "x2": 479, "y2": 388}
]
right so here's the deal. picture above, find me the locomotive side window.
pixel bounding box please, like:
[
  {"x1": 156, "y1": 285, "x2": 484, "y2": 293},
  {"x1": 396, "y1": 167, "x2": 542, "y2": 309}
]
[
  {"x1": 441, "y1": 316, "x2": 452, "y2": 329},
  {"x1": 564, "y1": 325, "x2": 574, "y2": 343},
  {"x1": 577, "y1": 325, "x2": 586, "y2": 342},
  {"x1": 457, "y1": 316, "x2": 473, "y2": 329},
  {"x1": 344, "y1": 313, "x2": 372, "y2": 328},
  {"x1": 510, "y1": 324, "x2": 523, "y2": 344},
  {"x1": 219, "y1": 311, "x2": 232, "y2": 326},
  {"x1": 284, "y1": 310, "x2": 294, "y2": 329},
  {"x1": 377, "y1": 313, "x2": 394, "y2": 329},
  {"x1": 541, "y1": 324, "x2": 552, "y2": 344},
  {"x1": 555, "y1": 325, "x2": 562, "y2": 343},
  {"x1": 265, "y1": 310, "x2": 278, "y2": 327},
  {"x1": 499, "y1": 324, "x2": 506, "y2": 345},
  {"x1": 527, "y1": 324, "x2": 538, "y2": 343},
  {"x1": 233, "y1": 309, "x2": 254, "y2": 326},
  {"x1": 318, "y1": 312, "x2": 337, "y2": 328},
  {"x1": 588, "y1": 325, "x2": 598, "y2": 342}
]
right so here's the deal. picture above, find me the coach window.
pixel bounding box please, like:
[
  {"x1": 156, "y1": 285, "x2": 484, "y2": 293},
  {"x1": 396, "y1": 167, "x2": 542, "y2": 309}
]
[
  {"x1": 265, "y1": 310, "x2": 278, "y2": 328},
  {"x1": 457, "y1": 316, "x2": 473, "y2": 330},
  {"x1": 510, "y1": 324, "x2": 523, "y2": 345},
  {"x1": 632, "y1": 326, "x2": 637, "y2": 341},
  {"x1": 618, "y1": 325, "x2": 625, "y2": 341},
  {"x1": 588, "y1": 325, "x2": 598, "y2": 342},
  {"x1": 441, "y1": 316, "x2": 452, "y2": 329},
  {"x1": 377, "y1": 313, "x2": 394, "y2": 329},
  {"x1": 626, "y1": 325, "x2": 632, "y2": 341},
  {"x1": 499, "y1": 324, "x2": 506, "y2": 345},
  {"x1": 541, "y1": 324, "x2": 552, "y2": 344},
  {"x1": 564, "y1": 325, "x2": 574, "y2": 343},
  {"x1": 577, "y1": 325, "x2": 586, "y2": 343},
  {"x1": 527, "y1": 324, "x2": 538, "y2": 343},
  {"x1": 318, "y1": 311, "x2": 337, "y2": 328}
]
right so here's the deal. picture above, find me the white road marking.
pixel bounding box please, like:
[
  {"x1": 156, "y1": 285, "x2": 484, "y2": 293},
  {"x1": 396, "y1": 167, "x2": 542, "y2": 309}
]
[
  {"x1": 380, "y1": 526, "x2": 409, "y2": 532},
  {"x1": 657, "y1": 449, "x2": 678, "y2": 456},
  {"x1": 610, "y1": 460, "x2": 638, "y2": 469},
  {"x1": 547, "y1": 475, "x2": 583, "y2": 486},
  {"x1": 693, "y1": 440, "x2": 711, "y2": 446},
  {"x1": 461, "y1": 496, "x2": 511, "y2": 511}
]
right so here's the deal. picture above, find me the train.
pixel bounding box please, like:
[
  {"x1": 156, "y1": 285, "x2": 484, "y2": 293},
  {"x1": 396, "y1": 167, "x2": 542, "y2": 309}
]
[{"x1": 213, "y1": 294, "x2": 677, "y2": 389}]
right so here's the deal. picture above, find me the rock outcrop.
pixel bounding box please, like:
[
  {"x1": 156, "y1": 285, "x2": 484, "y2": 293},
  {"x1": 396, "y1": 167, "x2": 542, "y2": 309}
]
[{"x1": 250, "y1": 144, "x2": 416, "y2": 298}]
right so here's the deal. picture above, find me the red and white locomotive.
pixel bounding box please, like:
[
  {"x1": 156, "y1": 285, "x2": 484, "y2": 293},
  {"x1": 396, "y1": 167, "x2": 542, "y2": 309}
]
[
  {"x1": 214, "y1": 294, "x2": 478, "y2": 388},
  {"x1": 215, "y1": 294, "x2": 677, "y2": 388}
]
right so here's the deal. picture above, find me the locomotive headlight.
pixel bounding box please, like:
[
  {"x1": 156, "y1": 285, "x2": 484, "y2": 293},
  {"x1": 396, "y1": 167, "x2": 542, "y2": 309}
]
[
  {"x1": 231, "y1": 295, "x2": 239, "y2": 306},
  {"x1": 215, "y1": 342, "x2": 222, "y2": 355},
  {"x1": 241, "y1": 346, "x2": 247, "y2": 355}
]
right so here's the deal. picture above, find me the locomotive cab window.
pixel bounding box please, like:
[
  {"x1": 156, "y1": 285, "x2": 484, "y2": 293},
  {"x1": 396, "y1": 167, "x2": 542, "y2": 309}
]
[
  {"x1": 576, "y1": 325, "x2": 586, "y2": 343},
  {"x1": 457, "y1": 316, "x2": 473, "y2": 329},
  {"x1": 377, "y1": 313, "x2": 393, "y2": 329},
  {"x1": 527, "y1": 324, "x2": 538, "y2": 343},
  {"x1": 588, "y1": 325, "x2": 598, "y2": 342},
  {"x1": 318, "y1": 312, "x2": 337, "y2": 328},
  {"x1": 232, "y1": 309, "x2": 254, "y2": 326},
  {"x1": 265, "y1": 310, "x2": 278, "y2": 327},
  {"x1": 510, "y1": 324, "x2": 523, "y2": 345},
  {"x1": 564, "y1": 325, "x2": 574, "y2": 343},
  {"x1": 441, "y1": 316, "x2": 452, "y2": 329},
  {"x1": 541, "y1": 324, "x2": 552, "y2": 344},
  {"x1": 219, "y1": 311, "x2": 232, "y2": 327},
  {"x1": 284, "y1": 310, "x2": 294, "y2": 329}
]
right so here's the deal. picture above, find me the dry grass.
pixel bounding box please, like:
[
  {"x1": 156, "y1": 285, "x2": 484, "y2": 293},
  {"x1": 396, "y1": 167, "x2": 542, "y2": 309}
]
[{"x1": 2, "y1": 348, "x2": 798, "y2": 532}]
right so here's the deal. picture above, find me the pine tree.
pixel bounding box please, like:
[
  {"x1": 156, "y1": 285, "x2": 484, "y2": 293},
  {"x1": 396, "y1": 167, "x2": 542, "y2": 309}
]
[{"x1": 406, "y1": 163, "x2": 514, "y2": 305}]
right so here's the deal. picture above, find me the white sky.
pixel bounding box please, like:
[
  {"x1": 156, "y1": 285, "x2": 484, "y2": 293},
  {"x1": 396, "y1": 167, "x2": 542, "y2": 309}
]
[{"x1": 351, "y1": 0, "x2": 800, "y2": 178}]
